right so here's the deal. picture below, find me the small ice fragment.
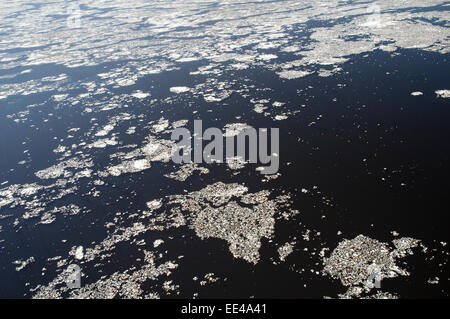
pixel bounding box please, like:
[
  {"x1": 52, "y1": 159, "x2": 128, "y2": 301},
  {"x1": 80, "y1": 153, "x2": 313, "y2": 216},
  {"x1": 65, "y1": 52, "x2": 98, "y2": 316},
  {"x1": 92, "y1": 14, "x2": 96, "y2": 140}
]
[
  {"x1": 435, "y1": 90, "x2": 450, "y2": 98},
  {"x1": 274, "y1": 115, "x2": 288, "y2": 121},
  {"x1": 170, "y1": 86, "x2": 190, "y2": 93},
  {"x1": 131, "y1": 91, "x2": 150, "y2": 99},
  {"x1": 153, "y1": 239, "x2": 164, "y2": 248},
  {"x1": 75, "y1": 246, "x2": 84, "y2": 260},
  {"x1": 427, "y1": 277, "x2": 439, "y2": 284}
]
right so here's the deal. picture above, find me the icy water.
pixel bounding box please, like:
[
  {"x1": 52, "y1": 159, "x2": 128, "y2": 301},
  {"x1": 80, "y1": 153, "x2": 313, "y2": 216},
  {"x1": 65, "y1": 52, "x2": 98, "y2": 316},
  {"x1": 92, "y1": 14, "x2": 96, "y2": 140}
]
[{"x1": 0, "y1": 1, "x2": 449, "y2": 299}]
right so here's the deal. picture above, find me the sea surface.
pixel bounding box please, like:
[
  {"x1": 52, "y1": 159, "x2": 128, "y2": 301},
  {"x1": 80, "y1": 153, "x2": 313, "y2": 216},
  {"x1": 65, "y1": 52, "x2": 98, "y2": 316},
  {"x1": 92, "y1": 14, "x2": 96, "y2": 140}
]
[{"x1": 0, "y1": 0, "x2": 449, "y2": 298}]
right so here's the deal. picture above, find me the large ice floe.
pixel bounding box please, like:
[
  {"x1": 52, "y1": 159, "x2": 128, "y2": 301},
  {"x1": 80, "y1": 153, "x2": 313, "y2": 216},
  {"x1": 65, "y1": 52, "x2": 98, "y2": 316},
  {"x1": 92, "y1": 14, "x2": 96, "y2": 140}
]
[
  {"x1": 31, "y1": 182, "x2": 299, "y2": 298},
  {"x1": 323, "y1": 235, "x2": 422, "y2": 298}
]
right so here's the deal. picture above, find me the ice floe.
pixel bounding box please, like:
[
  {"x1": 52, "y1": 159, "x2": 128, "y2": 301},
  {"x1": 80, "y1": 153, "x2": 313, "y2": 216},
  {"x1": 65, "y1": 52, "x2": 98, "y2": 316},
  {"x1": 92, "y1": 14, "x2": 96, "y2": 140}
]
[
  {"x1": 170, "y1": 87, "x2": 190, "y2": 94},
  {"x1": 435, "y1": 89, "x2": 450, "y2": 98}
]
